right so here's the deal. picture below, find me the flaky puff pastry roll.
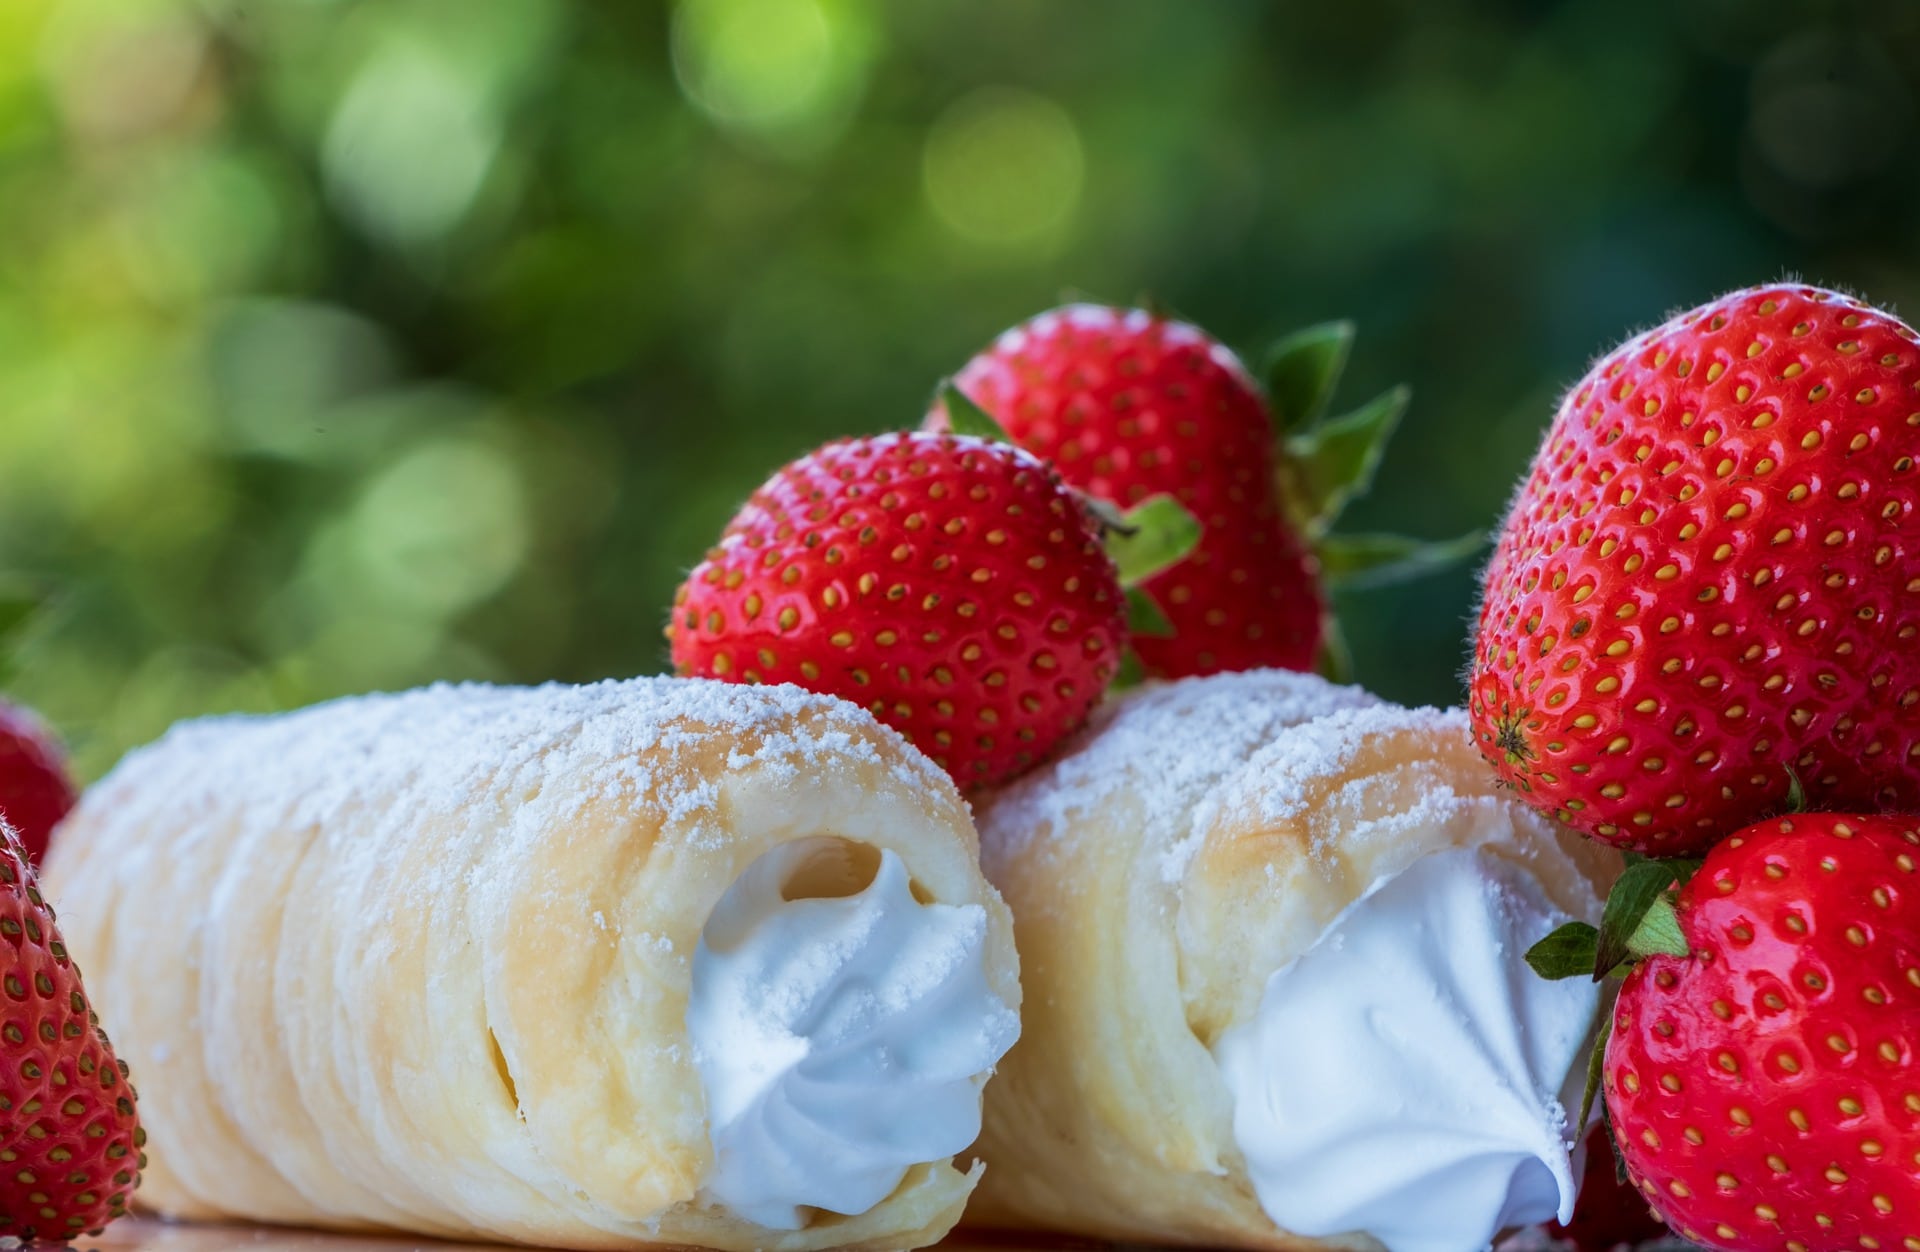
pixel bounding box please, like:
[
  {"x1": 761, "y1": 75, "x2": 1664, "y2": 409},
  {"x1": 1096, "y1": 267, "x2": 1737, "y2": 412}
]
[
  {"x1": 969, "y1": 670, "x2": 1619, "y2": 1252},
  {"x1": 42, "y1": 678, "x2": 1021, "y2": 1252}
]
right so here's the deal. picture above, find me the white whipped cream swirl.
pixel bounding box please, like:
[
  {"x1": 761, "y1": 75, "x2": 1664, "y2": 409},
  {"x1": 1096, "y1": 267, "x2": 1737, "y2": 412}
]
[
  {"x1": 1213, "y1": 848, "x2": 1600, "y2": 1252},
  {"x1": 688, "y1": 840, "x2": 1019, "y2": 1229}
]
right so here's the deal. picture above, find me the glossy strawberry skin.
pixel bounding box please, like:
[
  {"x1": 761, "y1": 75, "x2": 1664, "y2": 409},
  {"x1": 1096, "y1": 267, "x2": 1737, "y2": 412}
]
[
  {"x1": 0, "y1": 823, "x2": 143, "y2": 1239},
  {"x1": 936, "y1": 304, "x2": 1325, "y2": 677},
  {"x1": 668, "y1": 432, "x2": 1125, "y2": 789},
  {"x1": 1472, "y1": 284, "x2": 1920, "y2": 854},
  {"x1": 1606, "y1": 813, "x2": 1920, "y2": 1251},
  {"x1": 0, "y1": 704, "x2": 76, "y2": 868},
  {"x1": 1547, "y1": 1122, "x2": 1669, "y2": 1252}
]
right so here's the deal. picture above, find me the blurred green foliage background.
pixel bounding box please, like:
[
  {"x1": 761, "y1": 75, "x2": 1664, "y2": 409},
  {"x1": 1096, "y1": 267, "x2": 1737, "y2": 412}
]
[{"x1": 3, "y1": 0, "x2": 1919, "y2": 777}]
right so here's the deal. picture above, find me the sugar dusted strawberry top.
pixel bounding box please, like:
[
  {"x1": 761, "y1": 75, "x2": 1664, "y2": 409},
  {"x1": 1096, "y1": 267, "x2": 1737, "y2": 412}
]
[
  {"x1": 1473, "y1": 284, "x2": 1920, "y2": 854},
  {"x1": 946, "y1": 304, "x2": 1325, "y2": 677}
]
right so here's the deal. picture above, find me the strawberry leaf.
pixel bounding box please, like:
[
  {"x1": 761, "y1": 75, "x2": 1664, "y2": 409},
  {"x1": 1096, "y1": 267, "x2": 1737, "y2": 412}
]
[
  {"x1": 1316, "y1": 529, "x2": 1485, "y2": 592},
  {"x1": 1264, "y1": 320, "x2": 1354, "y2": 432},
  {"x1": 1104, "y1": 495, "x2": 1201, "y2": 588},
  {"x1": 1280, "y1": 384, "x2": 1411, "y2": 536},
  {"x1": 1594, "y1": 860, "x2": 1689, "y2": 978},
  {"x1": 1579, "y1": 1009, "x2": 1614, "y2": 1130},
  {"x1": 1526, "y1": 921, "x2": 1600, "y2": 980},
  {"x1": 1625, "y1": 894, "x2": 1689, "y2": 961},
  {"x1": 1125, "y1": 587, "x2": 1174, "y2": 637},
  {"x1": 1112, "y1": 648, "x2": 1146, "y2": 691},
  {"x1": 938, "y1": 382, "x2": 1013, "y2": 444}
]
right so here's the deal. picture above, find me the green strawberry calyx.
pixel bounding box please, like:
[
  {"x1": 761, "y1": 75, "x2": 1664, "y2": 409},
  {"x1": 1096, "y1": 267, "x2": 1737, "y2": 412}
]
[
  {"x1": 938, "y1": 381, "x2": 1200, "y2": 669},
  {"x1": 1262, "y1": 320, "x2": 1482, "y2": 679},
  {"x1": 1527, "y1": 855, "x2": 1698, "y2": 985},
  {"x1": 1097, "y1": 495, "x2": 1202, "y2": 589},
  {"x1": 1265, "y1": 320, "x2": 1472, "y2": 561},
  {"x1": 1525, "y1": 852, "x2": 1699, "y2": 1131},
  {"x1": 1527, "y1": 766, "x2": 1811, "y2": 1141},
  {"x1": 938, "y1": 382, "x2": 1015, "y2": 445},
  {"x1": 1528, "y1": 766, "x2": 1810, "y2": 982}
]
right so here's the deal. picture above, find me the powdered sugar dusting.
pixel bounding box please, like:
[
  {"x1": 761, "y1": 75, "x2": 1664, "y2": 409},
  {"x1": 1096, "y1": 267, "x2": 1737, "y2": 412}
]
[
  {"x1": 85, "y1": 677, "x2": 954, "y2": 906},
  {"x1": 1173, "y1": 704, "x2": 1495, "y2": 880},
  {"x1": 1245, "y1": 703, "x2": 1472, "y2": 828},
  {"x1": 976, "y1": 669, "x2": 1381, "y2": 882}
]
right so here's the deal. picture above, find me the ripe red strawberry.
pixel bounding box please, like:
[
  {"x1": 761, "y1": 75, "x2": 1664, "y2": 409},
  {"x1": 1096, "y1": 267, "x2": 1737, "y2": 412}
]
[
  {"x1": 667, "y1": 431, "x2": 1126, "y2": 788},
  {"x1": 0, "y1": 703, "x2": 76, "y2": 868},
  {"x1": 1544, "y1": 1123, "x2": 1669, "y2": 1252},
  {"x1": 0, "y1": 820, "x2": 143, "y2": 1239},
  {"x1": 1471, "y1": 284, "x2": 1920, "y2": 854},
  {"x1": 931, "y1": 305, "x2": 1325, "y2": 677},
  {"x1": 1605, "y1": 812, "x2": 1920, "y2": 1251}
]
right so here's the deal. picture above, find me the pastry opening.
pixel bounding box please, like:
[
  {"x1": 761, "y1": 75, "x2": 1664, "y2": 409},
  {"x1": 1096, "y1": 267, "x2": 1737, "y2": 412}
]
[
  {"x1": 689, "y1": 843, "x2": 1016, "y2": 1230},
  {"x1": 487, "y1": 1030, "x2": 520, "y2": 1114},
  {"x1": 1212, "y1": 848, "x2": 1594, "y2": 1248},
  {"x1": 775, "y1": 837, "x2": 882, "y2": 901}
]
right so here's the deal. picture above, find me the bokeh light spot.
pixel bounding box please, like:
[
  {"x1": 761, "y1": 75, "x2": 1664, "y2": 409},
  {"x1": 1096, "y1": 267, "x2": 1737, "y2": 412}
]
[
  {"x1": 671, "y1": 0, "x2": 873, "y2": 150},
  {"x1": 113, "y1": 152, "x2": 282, "y2": 304},
  {"x1": 1747, "y1": 33, "x2": 1910, "y2": 192},
  {"x1": 323, "y1": 43, "x2": 499, "y2": 248},
  {"x1": 40, "y1": 5, "x2": 207, "y2": 143},
  {"x1": 922, "y1": 86, "x2": 1083, "y2": 248},
  {"x1": 208, "y1": 300, "x2": 395, "y2": 459},
  {"x1": 349, "y1": 435, "x2": 529, "y2": 618}
]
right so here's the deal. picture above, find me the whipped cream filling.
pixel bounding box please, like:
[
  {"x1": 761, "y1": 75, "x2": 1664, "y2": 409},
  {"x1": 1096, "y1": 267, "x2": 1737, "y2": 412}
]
[
  {"x1": 687, "y1": 839, "x2": 1019, "y2": 1229},
  {"x1": 1213, "y1": 847, "x2": 1599, "y2": 1252}
]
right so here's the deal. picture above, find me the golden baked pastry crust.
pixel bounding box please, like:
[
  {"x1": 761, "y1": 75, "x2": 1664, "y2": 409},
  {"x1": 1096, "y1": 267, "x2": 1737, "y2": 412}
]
[
  {"x1": 969, "y1": 670, "x2": 1616, "y2": 1249},
  {"x1": 44, "y1": 678, "x2": 1019, "y2": 1252}
]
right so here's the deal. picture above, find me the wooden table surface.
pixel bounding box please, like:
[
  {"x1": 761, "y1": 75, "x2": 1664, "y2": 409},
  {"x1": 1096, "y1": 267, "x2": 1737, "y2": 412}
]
[
  {"x1": 73, "y1": 1220, "x2": 509, "y2": 1252},
  {"x1": 68, "y1": 1219, "x2": 1111, "y2": 1252},
  {"x1": 65, "y1": 1216, "x2": 1675, "y2": 1251}
]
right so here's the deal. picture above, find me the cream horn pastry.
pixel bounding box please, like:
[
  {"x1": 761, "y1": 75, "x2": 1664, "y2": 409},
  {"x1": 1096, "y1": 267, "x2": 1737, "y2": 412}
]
[
  {"x1": 42, "y1": 677, "x2": 1021, "y2": 1252},
  {"x1": 968, "y1": 669, "x2": 1620, "y2": 1252}
]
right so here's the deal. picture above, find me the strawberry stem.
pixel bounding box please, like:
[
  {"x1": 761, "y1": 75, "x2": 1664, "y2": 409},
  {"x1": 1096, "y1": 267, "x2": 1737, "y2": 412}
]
[{"x1": 1784, "y1": 766, "x2": 1807, "y2": 814}]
